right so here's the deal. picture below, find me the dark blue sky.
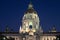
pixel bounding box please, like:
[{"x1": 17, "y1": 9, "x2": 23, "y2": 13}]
[{"x1": 0, "y1": 0, "x2": 60, "y2": 32}]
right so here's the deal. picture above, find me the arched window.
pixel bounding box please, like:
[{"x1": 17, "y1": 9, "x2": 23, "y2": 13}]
[
  {"x1": 30, "y1": 15, "x2": 32, "y2": 19},
  {"x1": 35, "y1": 16, "x2": 36, "y2": 19},
  {"x1": 29, "y1": 25, "x2": 32, "y2": 29},
  {"x1": 47, "y1": 38, "x2": 49, "y2": 40},
  {"x1": 53, "y1": 39, "x2": 56, "y2": 40}
]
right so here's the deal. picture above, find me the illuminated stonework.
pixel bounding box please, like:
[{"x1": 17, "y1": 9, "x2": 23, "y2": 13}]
[
  {"x1": 19, "y1": 2, "x2": 42, "y2": 34},
  {"x1": 0, "y1": 2, "x2": 58, "y2": 40}
]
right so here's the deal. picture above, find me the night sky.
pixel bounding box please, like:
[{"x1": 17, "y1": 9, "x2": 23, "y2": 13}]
[{"x1": 0, "y1": 0, "x2": 60, "y2": 32}]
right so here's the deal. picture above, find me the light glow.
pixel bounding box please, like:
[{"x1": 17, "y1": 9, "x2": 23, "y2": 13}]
[
  {"x1": 29, "y1": 31, "x2": 34, "y2": 35},
  {"x1": 26, "y1": 28, "x2": 29, "y2": 32},
  {"x1": 29, "y1": 21, "x2": 32, "y2": 25},
  {"x1": 32, "y1": 29, "x2": 36, "y2": 32}
]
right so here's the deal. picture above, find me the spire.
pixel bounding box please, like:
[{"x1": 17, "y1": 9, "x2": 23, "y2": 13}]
[
  {"x1": 25, "y1": 1, "x2": 36, "y2": 13},
  {"x1": 49, "y1": 25, "x2": 56, "y2": 32},
  {"x1": 52, "y1": 25, "x2": 56, "y2": 31},
  {"x1": 28, "y1": 1, "x2": 33, "y2": 9},
  {"x1": 5, "y1": 25, "x2": 9, "y2": 32}
]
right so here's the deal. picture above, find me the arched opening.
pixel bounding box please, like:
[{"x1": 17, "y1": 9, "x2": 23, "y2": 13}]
[{"x1": 29, "y1": 25, "x2": 32, "y2": 29}]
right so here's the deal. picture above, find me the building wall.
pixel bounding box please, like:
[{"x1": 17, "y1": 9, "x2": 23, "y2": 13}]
[
  {"x1": 40, "y1": 36, "x2": 56, "y2": 40},
  {"x1": 25, "y1": 35, "x2": 36, "y2": 40},
  {"x1": 6, "y1": 35, "x2": 22, "y2": 40},
  {"x1": 1, "y1": 33, "x2": 57, "y2": 40}
]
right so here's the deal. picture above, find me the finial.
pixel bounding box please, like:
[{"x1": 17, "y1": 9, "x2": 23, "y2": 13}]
[
  {"x1": 52, "y1": 25, "x2": 56, "y2": 30},
  {"x1": 5, "y1": 25, "x2": 9, "y2": 32},
  {"x1": 51, "y1": 25, "x2": 56, "y2": 32},
  {"x1": 28, "y1": 0, "x2": 33, "y2": 9}
]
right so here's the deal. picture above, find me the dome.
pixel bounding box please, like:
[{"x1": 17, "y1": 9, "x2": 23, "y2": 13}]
[{"x1": 20, "y1": 2, "x2": 40, "y2": 33}]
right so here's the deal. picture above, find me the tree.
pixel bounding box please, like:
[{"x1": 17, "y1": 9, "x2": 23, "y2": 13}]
[
  {"x1": 56, "y1": 35, "x2": 60, "y2": 40},
  {"x1": 0, "y1": 35, "x2": 7, "y2": 40}
]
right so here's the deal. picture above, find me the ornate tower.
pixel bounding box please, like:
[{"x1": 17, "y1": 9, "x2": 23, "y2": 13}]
[{"x1": 19, "y1": 2, "x2": 42, "y2": 35}]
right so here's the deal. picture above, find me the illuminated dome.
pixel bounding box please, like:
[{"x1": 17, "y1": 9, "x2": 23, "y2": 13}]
[{"x1": 19, "y1": 2, "x2": 40, "y2": 34}]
